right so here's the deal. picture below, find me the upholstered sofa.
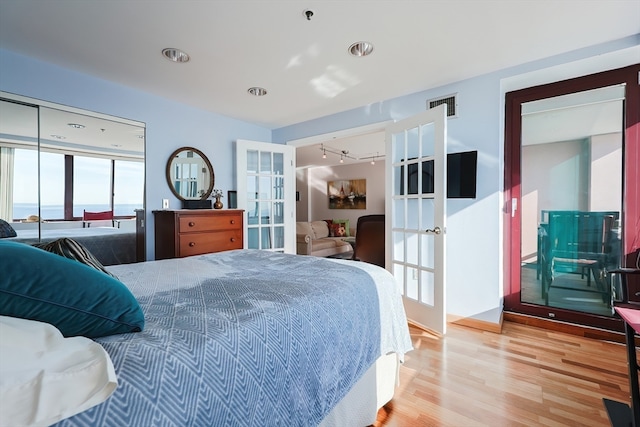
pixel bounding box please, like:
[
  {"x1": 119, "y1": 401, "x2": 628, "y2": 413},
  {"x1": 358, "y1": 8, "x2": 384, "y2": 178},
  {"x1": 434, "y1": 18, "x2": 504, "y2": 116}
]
[{"x1": 296, "y1": 221, "x2": 352, "y2": 257}]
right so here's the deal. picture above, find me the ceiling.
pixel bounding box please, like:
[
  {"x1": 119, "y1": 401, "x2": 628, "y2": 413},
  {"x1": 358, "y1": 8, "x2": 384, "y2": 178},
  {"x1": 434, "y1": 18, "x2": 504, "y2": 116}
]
[
  {"x1": 1, "y1": 1, "x2": 638, "y2": 166},
  {"x1": 0, "y1": 98, "x2": 145, "y2": 159}
]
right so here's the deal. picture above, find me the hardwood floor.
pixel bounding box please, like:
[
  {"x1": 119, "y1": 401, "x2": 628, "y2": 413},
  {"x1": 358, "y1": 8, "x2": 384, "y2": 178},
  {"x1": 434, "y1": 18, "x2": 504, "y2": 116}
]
[{"x1": 374, "y1": 322, "x2": 631, "y2": 426}]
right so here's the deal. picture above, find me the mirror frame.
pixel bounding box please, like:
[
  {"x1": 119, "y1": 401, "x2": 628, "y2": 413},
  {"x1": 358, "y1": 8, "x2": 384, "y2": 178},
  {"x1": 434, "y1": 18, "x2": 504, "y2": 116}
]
[{"x1": 165, "y1": 146, "x2": 215, "y2": 201}]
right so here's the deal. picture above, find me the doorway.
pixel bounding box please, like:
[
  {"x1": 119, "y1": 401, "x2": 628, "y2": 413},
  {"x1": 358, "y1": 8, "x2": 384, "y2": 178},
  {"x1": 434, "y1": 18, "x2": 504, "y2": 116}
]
[{"x1": 504, "y1": 64, "x2": 640, "y2": 331}]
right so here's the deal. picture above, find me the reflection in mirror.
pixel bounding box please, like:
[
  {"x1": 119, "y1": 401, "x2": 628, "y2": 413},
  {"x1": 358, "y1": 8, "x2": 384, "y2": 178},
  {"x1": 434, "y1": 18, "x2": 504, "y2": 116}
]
[
  {"x1": 0, "y1": 94, "x2": 145, "y2": 265},
  {"x1": 166, "y1": 146, "x2": 214, "y2": 200},
  {"x1": 519, "y1": 84, "x2": 623, "y2": 317}
]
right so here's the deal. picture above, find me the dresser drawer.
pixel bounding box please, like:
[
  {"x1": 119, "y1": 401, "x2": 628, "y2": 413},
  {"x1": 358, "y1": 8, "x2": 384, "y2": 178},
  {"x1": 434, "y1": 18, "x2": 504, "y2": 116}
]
[
  {"x1": 178, "y1": 213, "x2": 241, "y2": 233},
  {"x1": 178, "y1": 230, "x2": 243, "y2": 257},
  {"x1": 154, "y1": 209, "x2": 244, "y2": 260}
]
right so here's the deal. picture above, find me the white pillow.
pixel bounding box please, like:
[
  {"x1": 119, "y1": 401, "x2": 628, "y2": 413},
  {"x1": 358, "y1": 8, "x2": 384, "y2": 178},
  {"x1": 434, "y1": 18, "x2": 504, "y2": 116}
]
[{"x1": 0, "y1": 316, "x2": 117, "y2": 427}]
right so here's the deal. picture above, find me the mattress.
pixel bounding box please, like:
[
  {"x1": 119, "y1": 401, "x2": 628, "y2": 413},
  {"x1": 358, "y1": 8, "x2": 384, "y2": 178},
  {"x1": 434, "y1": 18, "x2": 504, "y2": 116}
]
[
  {"x1": 10, "y1": 227, "x2": 136, "y2": 265},
  {"x1": 53, "y1": 249, "x2": 412, "y2": 426}
]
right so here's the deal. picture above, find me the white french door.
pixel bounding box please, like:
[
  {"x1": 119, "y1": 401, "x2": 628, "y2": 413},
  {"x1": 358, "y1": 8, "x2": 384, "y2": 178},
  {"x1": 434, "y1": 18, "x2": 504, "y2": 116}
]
[
  {"x1": 236, "y1": 139, "x2": 296, "y2": 254},
  {"x1": 386, "y1": 105, "x2": 447, "y2": 335}
]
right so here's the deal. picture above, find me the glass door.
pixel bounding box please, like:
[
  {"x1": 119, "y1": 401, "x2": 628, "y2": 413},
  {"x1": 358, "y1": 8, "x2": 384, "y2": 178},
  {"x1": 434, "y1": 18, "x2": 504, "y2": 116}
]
[
  {"x1": 386, "y1": 105, "x2": 447, "y2": 335},
  {"x1": 520, "y1": 85, "x2": 623, "y2": 316},
  {"x1": 236, "y1": 139, "x2": 295, "y2": 253},
  {"x1": 505, "y1": 64, "x2": 640, "y2": 331}
]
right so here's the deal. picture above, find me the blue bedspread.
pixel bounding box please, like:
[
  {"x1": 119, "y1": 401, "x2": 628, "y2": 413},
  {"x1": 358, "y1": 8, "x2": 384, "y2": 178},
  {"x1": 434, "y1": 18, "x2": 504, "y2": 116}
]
[{"x1": 54, "y1": 250, "x2": 412, "y2": 427}]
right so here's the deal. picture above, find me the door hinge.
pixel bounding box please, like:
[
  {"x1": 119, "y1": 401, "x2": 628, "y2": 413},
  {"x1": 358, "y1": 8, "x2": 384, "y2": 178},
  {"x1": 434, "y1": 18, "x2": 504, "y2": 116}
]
[{"x1": 511, "y1": 198, "x2": 518, "y2": 218}]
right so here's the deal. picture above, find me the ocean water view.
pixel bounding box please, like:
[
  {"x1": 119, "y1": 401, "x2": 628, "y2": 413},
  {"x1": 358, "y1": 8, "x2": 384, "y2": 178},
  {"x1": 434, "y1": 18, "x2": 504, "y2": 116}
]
[{"x1": 13, "y1": 203, "x2": 143, "y2": 220}]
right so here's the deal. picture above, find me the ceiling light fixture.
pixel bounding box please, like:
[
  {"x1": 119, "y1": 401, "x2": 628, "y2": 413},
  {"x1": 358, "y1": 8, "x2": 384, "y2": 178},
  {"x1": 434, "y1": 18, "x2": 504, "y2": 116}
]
[
  {"x1": 248, "y1": 87, "x2": 268, "y2": 96},
  {"x1": 67, "y1": 123, "x2": 85, "y2": 129},
  {"x1": 319, "y1": 144, "x2": 357, "y2": 161},
  {"x1": 162, "y1": 48, "x2": 190, "y2": 63},
  {"x1": 50, "y1": 134, "x2": 66, "y2": 140},
  {"x1": 371, "y1": 151, "x2": 379, "y2": 165},
  {"x1": 348, "y1": 41, "x2": 374, "y2": 57}
]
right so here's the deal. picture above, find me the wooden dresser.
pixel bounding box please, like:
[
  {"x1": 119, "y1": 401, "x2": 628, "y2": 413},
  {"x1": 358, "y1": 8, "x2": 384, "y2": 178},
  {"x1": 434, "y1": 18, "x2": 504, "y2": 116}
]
[{"x1": 153, "y1": 209, "x2": 243, "y2": 259}]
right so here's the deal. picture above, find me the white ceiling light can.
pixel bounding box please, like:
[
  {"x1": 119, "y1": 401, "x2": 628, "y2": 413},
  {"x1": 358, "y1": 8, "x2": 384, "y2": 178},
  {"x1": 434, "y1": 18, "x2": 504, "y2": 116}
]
[
  {"x1": 248, "y1": 87, "x2": 268, "y2": 96},
  {"x1": 348, "y1": 41, "x2": 373, "y2": 57},
  {"x1": 162, "y1": 48, "x2": 190, "y2": 63},
  {"x1": 67, "y1": 123, "x2": 85, "y2": 129}
]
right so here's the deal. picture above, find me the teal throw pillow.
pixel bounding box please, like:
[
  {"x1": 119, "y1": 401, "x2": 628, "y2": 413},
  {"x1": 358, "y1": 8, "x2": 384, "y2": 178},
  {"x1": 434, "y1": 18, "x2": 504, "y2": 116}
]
[{"x1": 0, "y1": 240, "x2": 144, "y2": 338}]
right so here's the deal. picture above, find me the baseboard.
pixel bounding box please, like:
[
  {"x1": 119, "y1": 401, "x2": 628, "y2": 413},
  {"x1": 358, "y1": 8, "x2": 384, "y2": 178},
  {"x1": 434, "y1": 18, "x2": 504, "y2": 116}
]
[
  {"x1": 503, "y1": 311, "x2": 626, "y2": 344},
  {"x1": 447, "y1": 313, "x2": 503, "y2": 334},
  {"x1": 408, "y1": 314, "x2": 503, "y2": 336}
]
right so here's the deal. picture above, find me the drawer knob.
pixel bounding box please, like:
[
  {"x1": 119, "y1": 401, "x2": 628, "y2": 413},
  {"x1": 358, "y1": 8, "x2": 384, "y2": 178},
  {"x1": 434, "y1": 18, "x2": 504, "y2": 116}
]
[
  {"x1": 230, "y1": 220, "x2": 235, "y2": 224},
  {"x1": 189, "y1": 242, "x2": 196, "y2": 247},
  {"x1": 188, "y1": 221, "x2": 195, "y2": 227},
  {"x1": 230, "y1": 238, "x2": 236, "y2": 242}
]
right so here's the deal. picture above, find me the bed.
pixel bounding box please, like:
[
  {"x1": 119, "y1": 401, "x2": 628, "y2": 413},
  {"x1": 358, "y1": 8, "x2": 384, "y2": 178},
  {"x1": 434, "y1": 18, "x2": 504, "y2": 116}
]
[
  {"x1": 0, "y1": 244, "x2": 412, "y2": 427},
  {"x1": 9, "y1": 226, "x2": 137, "y2": 265}
]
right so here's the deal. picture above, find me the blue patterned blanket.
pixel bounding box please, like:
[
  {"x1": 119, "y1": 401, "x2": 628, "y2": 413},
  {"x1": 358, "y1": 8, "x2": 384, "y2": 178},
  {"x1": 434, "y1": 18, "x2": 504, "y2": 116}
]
[{"x1": 54, "y1": 250, "x2": 412, "y2": 427}]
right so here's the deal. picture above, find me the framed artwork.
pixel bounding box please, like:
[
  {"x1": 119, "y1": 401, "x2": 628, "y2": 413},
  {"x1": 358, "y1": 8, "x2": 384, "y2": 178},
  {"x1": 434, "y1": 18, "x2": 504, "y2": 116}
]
[
  {"x1": 327, "y1": 179, "x2": 366, "y2": 209},
  {"x1": 227, "y1": 191, "x2": 237, "y2": 209}
]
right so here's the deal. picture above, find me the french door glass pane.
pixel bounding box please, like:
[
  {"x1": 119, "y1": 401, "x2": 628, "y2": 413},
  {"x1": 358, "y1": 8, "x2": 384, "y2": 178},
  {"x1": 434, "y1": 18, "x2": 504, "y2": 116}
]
[
  {"x1": 247, "y1": 150, "x2": 258, "y2": 173},
  {"x1": 260, "y1": 151, "x2": 271, "y2": 173},
  {"x1": 520, "y1": 84, "x2": 624, "y2": 316}
]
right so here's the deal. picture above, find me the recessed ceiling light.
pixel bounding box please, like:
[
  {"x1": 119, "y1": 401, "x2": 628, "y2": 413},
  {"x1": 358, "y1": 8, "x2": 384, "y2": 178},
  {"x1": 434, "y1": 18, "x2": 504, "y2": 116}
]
[
  {"x1": 348, "y1": 41, "x2": 374, "y2": 57},
  {"x1": 67, "y1": 123, "x2": 85, "y2": 129},
  {"x1": 248, "y1": 87, "x2": 268, "y2": 96},
  {"x1": 50, "y1": 134, "x2": 66, "y2": 140},
  {"x1": 111, "y1": 144, "x2": 122, "y2": 147},
  {"x1": 162, "y1": 48, "x2": 190, "y2": 63}
]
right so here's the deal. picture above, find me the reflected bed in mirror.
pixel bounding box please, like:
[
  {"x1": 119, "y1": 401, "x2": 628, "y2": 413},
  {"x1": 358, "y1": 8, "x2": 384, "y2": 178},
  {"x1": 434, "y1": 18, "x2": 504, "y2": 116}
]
[
  {"x1": 166, "y1": 146, "x2": 215, "y2": 208},
  {"x1": 0, "y1": 92, "x2": 146, "y2": 264}
]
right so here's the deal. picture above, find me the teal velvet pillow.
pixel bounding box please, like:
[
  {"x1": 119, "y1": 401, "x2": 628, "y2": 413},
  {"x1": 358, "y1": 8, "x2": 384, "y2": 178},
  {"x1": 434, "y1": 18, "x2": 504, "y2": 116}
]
[{"x1": 0, "y1": 240, "x2": 144, "y2": 338}]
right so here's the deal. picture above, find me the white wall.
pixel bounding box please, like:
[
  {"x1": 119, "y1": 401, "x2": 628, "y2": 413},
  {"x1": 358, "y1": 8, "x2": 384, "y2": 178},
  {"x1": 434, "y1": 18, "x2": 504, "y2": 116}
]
[{"x1": 301, "y1": 161, "x2": 385, "y2": 234}]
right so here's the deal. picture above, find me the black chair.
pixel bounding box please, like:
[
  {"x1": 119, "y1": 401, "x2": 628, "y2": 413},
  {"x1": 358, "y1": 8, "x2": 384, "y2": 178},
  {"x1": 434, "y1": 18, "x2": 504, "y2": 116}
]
[{"x1": 352, "y1": 215, "x2": 385, "y2": 268}]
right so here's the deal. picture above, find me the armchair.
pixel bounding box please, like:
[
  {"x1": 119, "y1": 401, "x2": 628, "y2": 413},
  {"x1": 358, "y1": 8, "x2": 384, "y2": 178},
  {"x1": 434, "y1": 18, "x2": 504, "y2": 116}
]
[{"x1": 353, "y1": 214, "x2": 385, "y2": 268}]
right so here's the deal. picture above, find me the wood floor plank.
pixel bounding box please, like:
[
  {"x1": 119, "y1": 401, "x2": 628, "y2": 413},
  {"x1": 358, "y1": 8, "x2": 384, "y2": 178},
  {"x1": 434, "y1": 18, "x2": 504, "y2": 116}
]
[{"x1": 374, "y1": 321, "x2": 632, "y2": 426}]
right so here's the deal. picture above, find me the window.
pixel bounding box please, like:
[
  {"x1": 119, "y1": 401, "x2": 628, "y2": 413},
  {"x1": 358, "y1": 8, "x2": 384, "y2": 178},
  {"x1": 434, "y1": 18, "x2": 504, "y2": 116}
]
[
  {"x1": 12, "y1": 148, "x2": 38, "y2": 220},
  {"x1": 114, "y1": 160, "x2": 144, "y2": 216},
  {"x1": 73, "y1": 156, "x2": 111, "y2": 217}
]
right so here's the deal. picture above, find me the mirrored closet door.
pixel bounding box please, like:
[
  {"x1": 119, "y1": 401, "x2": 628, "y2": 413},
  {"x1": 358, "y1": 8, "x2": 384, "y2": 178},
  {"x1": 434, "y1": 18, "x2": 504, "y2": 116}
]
[{"x1": 0, "y1": 93, "x2": 146, "y2": 265}]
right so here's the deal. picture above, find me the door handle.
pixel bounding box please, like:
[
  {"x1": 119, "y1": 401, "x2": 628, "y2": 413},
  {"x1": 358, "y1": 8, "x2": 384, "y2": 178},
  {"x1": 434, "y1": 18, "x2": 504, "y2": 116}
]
[{"x1": 425, "y1": 226, "x2": 442, "y2": 235}]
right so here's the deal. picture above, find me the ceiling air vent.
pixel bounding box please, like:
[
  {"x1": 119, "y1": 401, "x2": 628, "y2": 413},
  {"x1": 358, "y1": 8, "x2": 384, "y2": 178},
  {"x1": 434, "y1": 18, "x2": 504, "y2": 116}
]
[{"x1": 427, "y1": 95, "x2": 457, "y2": 117}]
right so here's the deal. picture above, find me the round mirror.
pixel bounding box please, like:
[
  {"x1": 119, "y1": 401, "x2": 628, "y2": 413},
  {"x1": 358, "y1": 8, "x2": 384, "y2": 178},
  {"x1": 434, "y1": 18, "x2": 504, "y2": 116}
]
[{"x1": 166, "y1": 147, "x2": 214, "y2": 200}]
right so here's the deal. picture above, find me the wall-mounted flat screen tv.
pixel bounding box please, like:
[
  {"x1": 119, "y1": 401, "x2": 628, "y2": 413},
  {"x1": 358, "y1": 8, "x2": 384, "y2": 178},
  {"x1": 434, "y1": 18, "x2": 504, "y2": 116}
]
[{"x1": 400, "y1": 150, "x2": 477, "y2": 199}]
